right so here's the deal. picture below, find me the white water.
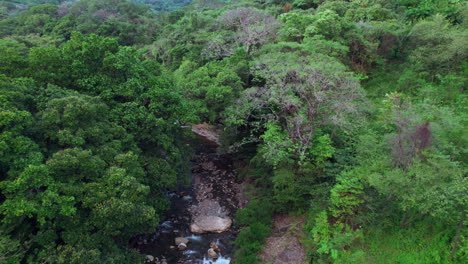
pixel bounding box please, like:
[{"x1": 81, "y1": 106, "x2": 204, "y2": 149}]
[
  {"x1": 202, "y1": 254, "x2": 231, "y2": 264},
  {"x1": 137, "y1": 139, "x2": 236, "y2": 264},
  {"x1": 182, "y1": 250, "x2": 199, "y2": 255},
  {"x1": 159, "y1": 221, "x2": 173, "y2": 233},
  {"x1": 186, "y1": 234, "x2": 203, "y2": 241}
]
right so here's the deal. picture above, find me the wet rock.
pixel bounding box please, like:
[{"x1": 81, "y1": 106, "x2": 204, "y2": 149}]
[
  {"x1": 175, "y1": 237, "x2": 189, "y2": 246},
  {"x1": 145, "y1": 255, "x2": 154, "y2": 263},
  {"x1": 133, "y1": 137, "x2": 242, "y2": 263},
  {"x1": 210, "y1": 240, "x2": 220, "y2": 251},
  {"x1": 190, "y1": 216, "x2": 232, "y2": 234},
  {"x1": 178, "y1": 242, "x2": 187, "y2": 250},
  {"x1": 207, "y1": 248, "x2": 218, "y2": 259}
]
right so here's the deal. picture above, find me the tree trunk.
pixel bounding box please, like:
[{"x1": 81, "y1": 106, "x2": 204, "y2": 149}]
[
  {"x1": 450, "y1": 213, "x2": 465, "y2": 260},
  {"x1": 246, "y1": 44, "x2": 251, "y2": 55},
  {"x1": 400, "y1": 211, "x2": 426, "y2": 229}
]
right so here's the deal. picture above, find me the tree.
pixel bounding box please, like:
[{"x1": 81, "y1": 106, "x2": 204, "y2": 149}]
[
  {"x1": 221, "y1": 7, "x2": 280, "y2": 54},
  {"x1": 0, "y1": 93, "x2": 161, "y2": 263},
  {"x1": 0, "y1": 38, "x2": 28, "y2": 77},
  {"x1": 408, "y1": 14, "x2": 467, "y2": 76},
  {"x1": 174, "y1": 59, "x2": 243, "y2": 122},
  {"x1": 228, "y1": 48, "x2": 364, "y2": 166}
]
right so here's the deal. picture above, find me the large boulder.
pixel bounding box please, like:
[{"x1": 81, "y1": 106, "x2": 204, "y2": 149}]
[
  {"x1": 190, "y1": 215, "x2": 232, "y2": 234},
  {"x1": 190, "y1": 200, "x2": 232, "y2": 234}
]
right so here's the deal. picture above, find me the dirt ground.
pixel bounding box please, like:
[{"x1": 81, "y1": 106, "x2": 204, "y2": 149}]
[{"x1": 260, "y1": 214, "x2": 308, "y2": 264}]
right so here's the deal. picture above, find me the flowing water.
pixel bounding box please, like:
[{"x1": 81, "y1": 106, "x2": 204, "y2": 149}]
[{"x1": 132, "y1": 134, "x2": 243, "y2": 264}]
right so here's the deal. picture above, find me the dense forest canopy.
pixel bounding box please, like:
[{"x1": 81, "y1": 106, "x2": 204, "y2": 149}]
[
  {"x1": 2, "y1": 0, "x2": 194, "y2": 12},
  {"x1": 0, "y1": 0, "x2": 466, "y2": 263}
]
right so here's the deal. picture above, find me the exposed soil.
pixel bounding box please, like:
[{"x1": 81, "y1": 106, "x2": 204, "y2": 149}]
[
  {"x1": 260, "y1": 215, "x2": 308, "y2": 264},
  {"x1": 192, "y1": 123, "x2": 220, "y2": 146}
]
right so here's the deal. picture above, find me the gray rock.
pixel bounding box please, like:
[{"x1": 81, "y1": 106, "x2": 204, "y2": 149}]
[
  {"x1": 190, "y1": 200, "x2": 232, "y2": 234},
  {"x1": 145, "y1": 255, "x2": 154, "y2": 263},
  {"x1": 190, "y1": 216, "x2": 232, "y2": 234}
]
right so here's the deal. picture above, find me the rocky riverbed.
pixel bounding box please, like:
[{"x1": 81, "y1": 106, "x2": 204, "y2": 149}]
[{"x1": 132, "y1": 125, "x2": 245, "y2": 263}]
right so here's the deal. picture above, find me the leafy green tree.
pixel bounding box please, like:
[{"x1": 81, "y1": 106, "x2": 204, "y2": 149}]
[
  {"x1": 408, "y1": 14, "x2": 467, "y2": 76},
  {"x1": 329, "y1": 169, "x2": 365, "y2": 227},
  {"x1": 175, "y1": 59, "x2": 243, "y2": 122},
  {"x1": 0, "y1": 93, "x2": 161, "y2": 263},
  {"x1": 0, "y1": 38, "x2": 28, "y2": 77},
  {"x1": 228, "y1": 48, "x2": 364, "y2": 166},
  {"x1": 397, "y1": 0, "x2": 465, "y2": 24}
]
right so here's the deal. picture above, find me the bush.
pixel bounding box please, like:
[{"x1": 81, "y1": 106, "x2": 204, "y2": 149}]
[{"x1": 232, "y1": 199, "x2": 274, "y2": 264}]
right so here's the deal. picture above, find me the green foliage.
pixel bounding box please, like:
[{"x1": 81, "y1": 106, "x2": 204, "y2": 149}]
[
  {"x1": 2, "y1": 0, "x2": 159, "y2": 45},
  {"x1": 396, "y1": 0, "x2": 466, "y2": 24},
  {"x1": 174, "y1": 58, "x2": 243, "y2": 122},
  {"x1": 408, "y1": 14, "x2": 467, "y2": 76},
  {"x1": 0, "y1": 87, "x2": 166, "y2": 261},
  {"x1": 308, "y1": 210, "x2": 363, "y2": 262},
  {"x1": 344, "y1": 3, "x2": 395, "y2": 22},
  {"x1": 130, "y1": 0, "x2": 193, "y2": 12},
  {"x1": 316, "y1": 1, "x2": 352, "y2": 17},
  {"x1": 0, "y1": 38, "x2": 28, "y2": 76},
  {"x1": 334, "y1": 220, "x2": 458, "y2": 264},
  {"x1": 227, "y1": 47, "x2": 363, "y2": 167},
  {"x1": 307, "y1": 10, "x2": 345, "y2": 39},
  {"x1": 0, "y1": 16, "x2": 193, "y2": 262},
  {"x1": 329, "y1": 170, "x2": 365, "y2": 226},
  {"x1": 258, "y1": 122, "x2": 295, "y2": 167},
  {"x1": 233, "y1": 199, "x2": 274, "y2": 264},
  {"x1": 1, "y1": 0, "x2": 466, "y2": 263}
]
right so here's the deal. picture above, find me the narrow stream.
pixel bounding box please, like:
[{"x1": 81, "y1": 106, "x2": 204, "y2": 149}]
[{"x1": 132, "y1": 134, "x2": 243, "y2": 264}]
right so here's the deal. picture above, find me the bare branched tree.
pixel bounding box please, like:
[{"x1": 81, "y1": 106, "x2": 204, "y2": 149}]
[
  {"x1": 57, "y1": 1, "x2": 74, "y2": 18},
  {"x1": 221, "y1": 7, "x2": 280, "y2": 54},
  {"x1": 387, "y1": 94, "x2": 432, "y2": 169}
]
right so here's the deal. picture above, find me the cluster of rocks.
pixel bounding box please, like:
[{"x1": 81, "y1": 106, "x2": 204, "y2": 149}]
[
  {"x1": 136, "y1": 126, "x2": 242, "y2": 263},
  {"x1": 174, "y1": 237, "x2": 221, "y2": 259},
  {"x1": 189, "y1": 150, "x2": 246, "y2": 235},
  {"x1": 144, "y1": 255, "x2": 167, "y2": 264}
]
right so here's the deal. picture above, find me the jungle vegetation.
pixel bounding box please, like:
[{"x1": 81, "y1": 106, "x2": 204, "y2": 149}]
[{"x1": 0, "y1": 0, "x2": 466, "y2": 263}]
